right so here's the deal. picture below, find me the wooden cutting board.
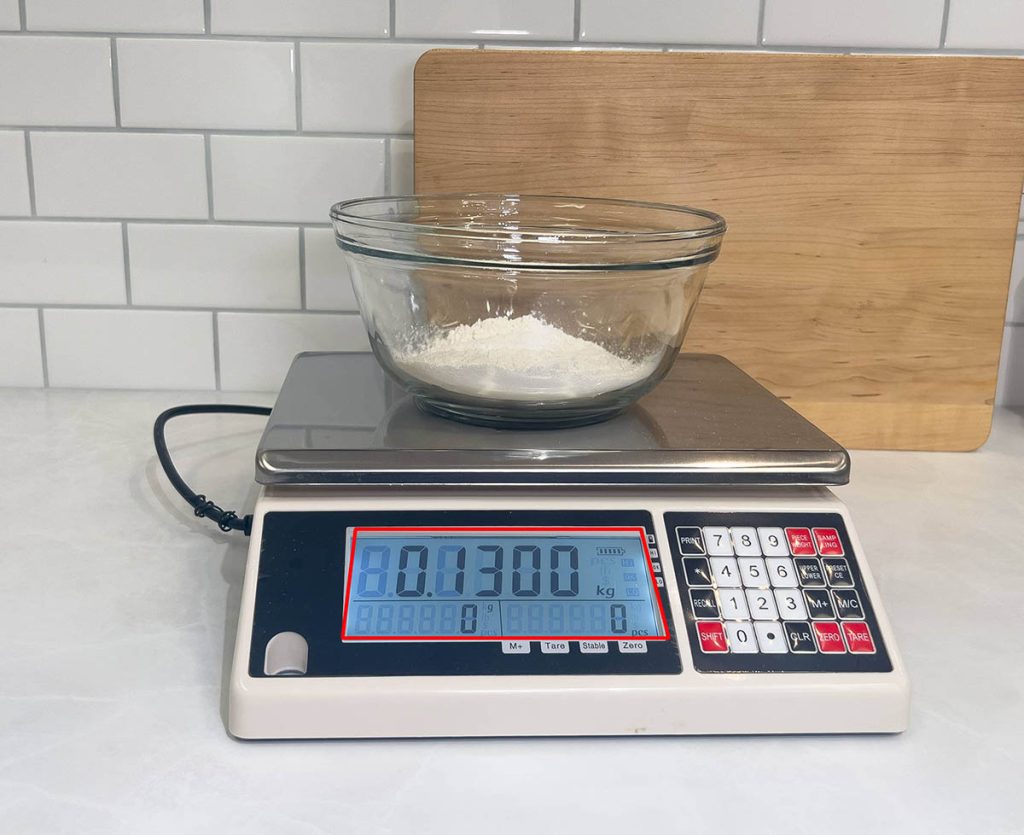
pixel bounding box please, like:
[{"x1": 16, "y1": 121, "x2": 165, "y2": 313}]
[{"x1": 413, "y1": 50, "x2": 1024, "y2": 450}]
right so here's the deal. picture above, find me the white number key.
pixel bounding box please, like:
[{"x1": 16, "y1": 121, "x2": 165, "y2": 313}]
[
  {"x1": 703, "y1": 526, "x2": 733, "y2": 556},
  {"x1": 766, "y1": 557, "x2": 798, "y2": 587},
  {"x1": 738, "y1": 557, "x2": 768, "y2": 587},
  {"x1": 773, "y1": 588, "x2": 808, "y2": 619},
  {"x1": 724, "y1": 622, "x2": 759, "y2": 653},
  {"x1": 754, "y1": 622, "x2": 789, "y2": 653},
  {"x1": 717, "y1": 589, "x2": 750, "y2": 619},
  {"x1": 731, "y1": 527, "x2": 761, "y2": 556},
  {"x1": 758, "y1": 527, "x2": 789, "y2": 556},
  {"x1": 710, "y1": 557, "x2": 741, "y2": 587},
  {"x1": 745, "y1": 589, "x2": 779, "y2": 620}
]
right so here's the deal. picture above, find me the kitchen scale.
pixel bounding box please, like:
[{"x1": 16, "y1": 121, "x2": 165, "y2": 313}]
[{"x1": 229, "y1": 351, "x2": 908, "y2": 738}]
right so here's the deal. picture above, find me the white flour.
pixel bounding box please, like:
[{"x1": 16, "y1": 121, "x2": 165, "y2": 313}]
[{"x1": 392, "y1": 315, "x2": 659, "y2": 401}]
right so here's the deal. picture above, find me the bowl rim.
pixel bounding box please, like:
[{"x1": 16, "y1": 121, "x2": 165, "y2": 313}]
[{"x1": 329, "y1": 193, "x2": 727, "y2": 242}]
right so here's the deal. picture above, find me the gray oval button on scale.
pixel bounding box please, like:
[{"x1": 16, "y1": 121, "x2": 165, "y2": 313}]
[{"x1": 264, "y1": 631, "x2": 309, "y2": 676}]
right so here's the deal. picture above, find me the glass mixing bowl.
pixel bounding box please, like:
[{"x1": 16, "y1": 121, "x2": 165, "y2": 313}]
[{"x1": 331, "y1": 194, "x2": 725, "y2": 428}]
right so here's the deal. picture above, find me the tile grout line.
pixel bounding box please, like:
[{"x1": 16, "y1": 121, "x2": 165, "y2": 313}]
[
  {"x1": 10, "y1": 126, "x2": 413, "y2": 139},
  {"x1": 109, "y1": 38, "x2": 121, "y2": 127},
  {"x1": 298, "y1": 227, "x2": 308, "y2": 310},
  {"x1": 211, "y1": 312, "x2": 222, "y2": 390},
  {"x1": 939, "y1": 0, "x2": 952, "y2": 48},
  {"x1": 203, "y1": 0, "x2": 212, "y2": 33},
  {"x1": 37, "y1": 308, "x2": 50, "y2": 387},
  {"x1": 17, "y1": 0, "x2": 25, "y2": 30},
  {"x1": 204, "y1": 134, "x2": 214, "y2": 219},
  {"x1": 121, "y1": 222, "x2": 132, "y2": 304},
  {"x1": 389, "y1": 0, "x2": 396, "y2": 38},
  {"x1": 383, "y1": 137, "x2": 392, "y2": 194},
  {"x1": 0, "y1": 302, "x2": 362, "y2": 315},
  {"x1": 573, "y1": 0, "x2": 581, "y2": 41},
  {"x1": 294, "y1": 40, "x2": 303, "y2": 131},
  {"x1": 757, "y1": 0, "x2": 767, "y2": 45},
  {"x1": 0, "y1": 214, "x2": 333, "y2": 228},
  {"x1": 22, "y1": 131, "x2": 37, "y2": 215},
  {"x1": 3, "y1": 217, "x2": 1022, "y2": 232},
  {"x1": 2, "y1": 31, "x2": 1022, "y2": 54},
  {"x1": 4, "y1": 296, "x2": 1018, "y2": 326}
]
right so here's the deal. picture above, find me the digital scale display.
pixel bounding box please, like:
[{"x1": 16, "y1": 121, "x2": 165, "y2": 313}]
[{"x1": 342, "y1": 527, "x2": 669, "y2": 641}]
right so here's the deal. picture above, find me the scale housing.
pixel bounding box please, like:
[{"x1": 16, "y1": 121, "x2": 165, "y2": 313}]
[{"x1": 229, "y1": 353, "x2": 909, "y2": 739}]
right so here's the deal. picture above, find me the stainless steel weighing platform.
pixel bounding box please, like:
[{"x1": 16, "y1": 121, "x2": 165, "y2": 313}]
[{"x1": 228, "y1": 352, "x2": 908, "y2": 739}]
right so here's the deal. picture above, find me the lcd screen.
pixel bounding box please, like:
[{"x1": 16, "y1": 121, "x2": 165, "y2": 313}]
[{"x1": 342, "y1": 527, "x2": 668, "y2": 641}]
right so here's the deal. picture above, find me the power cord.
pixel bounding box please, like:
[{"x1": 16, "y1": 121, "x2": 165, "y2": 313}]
[{"x1": 153, "y1": 404, "x2": 272, "y2": 536}]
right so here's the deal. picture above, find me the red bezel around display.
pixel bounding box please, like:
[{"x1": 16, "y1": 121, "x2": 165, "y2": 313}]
[{"x1": 341, "y1": 526, "x2": 671, "y2": 641}]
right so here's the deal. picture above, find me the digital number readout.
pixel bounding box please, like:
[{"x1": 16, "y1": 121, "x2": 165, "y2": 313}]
[{"x1": 341, "y1": 529, "x2": 667, "y2": 640}]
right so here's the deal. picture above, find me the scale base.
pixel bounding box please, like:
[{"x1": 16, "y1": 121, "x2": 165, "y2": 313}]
[{"x1": 228, "y1": 485, "x2": 908, "y2": 740}]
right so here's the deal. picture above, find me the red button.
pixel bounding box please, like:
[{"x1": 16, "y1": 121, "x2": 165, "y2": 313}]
[
  {"x1": 813, "y1": 622, "x2": 846, "y2": 653},
  {"x1": 785, "y1": 527, "x2": 817, "y2": 556},
  {"x1": 842, "y1": 622, "x2": 876, "y2": 654},
  {"x1": 696, "y1": 621, "x2": 728, "y2": 653},
  {"x1": 812, "y1": 527, "x2": 844, "y2": 556}
]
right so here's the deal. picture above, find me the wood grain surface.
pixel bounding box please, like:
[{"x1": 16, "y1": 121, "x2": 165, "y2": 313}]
[{"x1": 413, "y1": 50, "x2": 1024, "y2": 450}]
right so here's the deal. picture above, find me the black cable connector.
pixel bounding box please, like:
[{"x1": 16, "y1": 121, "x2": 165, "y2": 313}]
[{"x1": 153, "y1": 404, "x2": 272, "y2": 536}]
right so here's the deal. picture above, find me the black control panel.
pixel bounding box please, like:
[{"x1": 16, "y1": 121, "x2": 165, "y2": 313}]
[
  {"x1": 665, "y1": 512, "x2": 892, "y2": 674},
  {"x1": 250, "y1": 510, "x2": 682, "y2": 677}
]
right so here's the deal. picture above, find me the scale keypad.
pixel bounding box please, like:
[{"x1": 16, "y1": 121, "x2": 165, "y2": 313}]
[{"x1": 666, "y1": 513, "x2": 892, "y2": 673}]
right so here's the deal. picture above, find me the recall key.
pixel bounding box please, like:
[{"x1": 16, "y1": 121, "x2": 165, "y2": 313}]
[{"x1": 689, "y1": 589, "x2": 721, "y2": 619}]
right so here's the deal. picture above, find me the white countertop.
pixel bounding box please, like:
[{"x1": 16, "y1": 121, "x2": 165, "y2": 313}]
[{"x1": 2, "y1": 388, "x2": 1022, "y2": 834}]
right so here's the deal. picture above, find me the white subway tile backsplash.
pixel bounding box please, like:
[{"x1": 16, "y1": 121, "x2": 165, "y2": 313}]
[
  {"x1": 390, "y1": 138, "x2": 414, "y2": 195},
  {"x1": 118, "y1": 39, "x2": 296, "y2": 130},
  {"x1": 763, "y1": 0, "x2": 945, "y2": 47},
  {"x1": 0, "y1": 132, "x2": 30, "y2": 216},
  {"x1": 395, "y1": 0, "x2": 573, "y2": 41},
  {"x1": 26, "y1": 0, "x2": 204, "y2": 33},
  {"x1": 31, "y1": 132, "x2": 208, "y2": 219},
  {"x1": 218, "y1": 311, "x2": 368, "y2": 390},
  {"x1": 128, "y1": 224, "x2": 301, "y2": 309},
  {"x1": 211, "y1": 0, "x2": 388, "y2": 37},
  {"x1": 304, "y1": 227, "x2": 357, "y2": 311},
  {"x1": 301, "y1": 43, "x2": 472, "y2": 134},
  {"x1": 0, "y1": 221, "x2": 125, "y2": 304},
  {"x1": 0, "y1": 36, "x2": 115, "y2": 126},
  {"x1": 0, "y1": 0, "x2": 20, "y2": 29},
  {"x1": 580, "y1": 0, "x2": 759, "y2": 45},
  {"x1": 946, "y1": 1, "x2": 1024, "y2": 50},
  {"x1": 44, "y1": 308, "x2": 215, "y2": 389},
  {"x1": 0, "y1": 309, "x2": 44, "y2": 387},
  {"x1": 0, "y1": 1, "x2": 1022, "y2": 396},
  {"x1": 210, "y1": 136, "x2": 385, "y2": 223},
  {"x1": 1007, "y1": 237, "x2": 1024, "y2": 324}
]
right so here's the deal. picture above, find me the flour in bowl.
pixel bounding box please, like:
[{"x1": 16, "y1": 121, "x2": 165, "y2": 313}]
[{"x1": 392, "y1": 314, "x2": 660, "y2": 401}]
